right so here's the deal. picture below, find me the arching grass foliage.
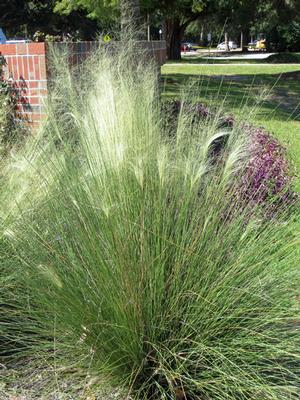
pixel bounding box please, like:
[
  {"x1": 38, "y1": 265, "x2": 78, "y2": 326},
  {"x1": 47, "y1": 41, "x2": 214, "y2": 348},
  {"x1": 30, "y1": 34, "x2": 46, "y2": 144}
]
[{"x1": 0, "y1": 47, "x2": 299, "y2": 399}]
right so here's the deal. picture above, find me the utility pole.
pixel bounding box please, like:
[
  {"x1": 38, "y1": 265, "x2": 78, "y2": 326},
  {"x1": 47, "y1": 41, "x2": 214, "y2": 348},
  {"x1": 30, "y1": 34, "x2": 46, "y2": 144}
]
[
  {"x1": 225, "y1": 32, "x2": 229, "y2": 51},
  {"x1": 200, "y1": 25, "x2": 203, "y2": 45}
]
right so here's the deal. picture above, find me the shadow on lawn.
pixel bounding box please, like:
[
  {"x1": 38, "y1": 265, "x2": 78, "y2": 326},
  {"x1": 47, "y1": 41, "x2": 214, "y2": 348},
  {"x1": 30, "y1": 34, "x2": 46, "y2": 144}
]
[{"x1": 161, "y1": 71, "x2": 300, "y2": 122}]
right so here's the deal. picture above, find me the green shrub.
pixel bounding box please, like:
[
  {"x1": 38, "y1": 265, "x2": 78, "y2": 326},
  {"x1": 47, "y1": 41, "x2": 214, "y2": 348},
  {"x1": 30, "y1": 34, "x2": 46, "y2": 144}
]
[
  {"x1": 278, "y1": 22, "x2": 300, "y2": 52},
  {"x1": 0, "y1": 48, "x2": 299, "y2": 399},
  {"x1": 0, "y1": 56, "x2": 28, "y2": 156},
  {"x1": 0, "y1": 78, "x2": 16, "y2": 153}
]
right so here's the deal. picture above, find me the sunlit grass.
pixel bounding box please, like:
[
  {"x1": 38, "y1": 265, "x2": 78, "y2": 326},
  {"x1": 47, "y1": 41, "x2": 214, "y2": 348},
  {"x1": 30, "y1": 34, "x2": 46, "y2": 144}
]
[
  {"x1": 0, "y1": 47, "x2": 299, "y2": 399},
  {"x1": 162, "y1": 63, "x2": 300, "y2": 76}
]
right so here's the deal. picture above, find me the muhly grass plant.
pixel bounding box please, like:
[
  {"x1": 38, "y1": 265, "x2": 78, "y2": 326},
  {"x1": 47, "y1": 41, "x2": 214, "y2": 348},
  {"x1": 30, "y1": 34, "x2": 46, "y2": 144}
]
[{"x1": 0, "y1": 47, "x2": 299, "y2": 399}]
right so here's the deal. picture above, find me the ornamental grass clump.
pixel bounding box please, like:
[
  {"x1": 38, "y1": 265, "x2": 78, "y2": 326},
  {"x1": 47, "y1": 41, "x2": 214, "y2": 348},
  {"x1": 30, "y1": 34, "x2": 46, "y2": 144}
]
[{"x1": 0, "y1": 47, "x2": 299, "y2": 399}]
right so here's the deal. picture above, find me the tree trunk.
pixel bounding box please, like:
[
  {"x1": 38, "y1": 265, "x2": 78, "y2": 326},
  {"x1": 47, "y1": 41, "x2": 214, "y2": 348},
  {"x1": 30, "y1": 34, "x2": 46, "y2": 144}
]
[
  {"x1": 120, "y1": 0, "x2": 142, "y2": 40},
  {"x1": 165, "y1": 18, "x2": 184, "y2": 60},
  {"x1": 242, "y1": 31, "x2": 250, "y2": 52}
]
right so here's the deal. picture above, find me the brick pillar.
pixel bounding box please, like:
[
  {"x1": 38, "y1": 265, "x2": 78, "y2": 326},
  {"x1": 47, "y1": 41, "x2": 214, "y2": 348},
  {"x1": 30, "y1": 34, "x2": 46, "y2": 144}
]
[{"x1": 0, "y1": 42, "x2": 48, "y2": 128}]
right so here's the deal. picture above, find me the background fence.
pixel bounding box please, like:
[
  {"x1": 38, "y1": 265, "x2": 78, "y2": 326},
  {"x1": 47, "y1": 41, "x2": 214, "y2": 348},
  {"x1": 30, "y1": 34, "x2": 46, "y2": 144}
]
[{"x1": 0, "y1": 41, "x2": 166, "y2": 128}]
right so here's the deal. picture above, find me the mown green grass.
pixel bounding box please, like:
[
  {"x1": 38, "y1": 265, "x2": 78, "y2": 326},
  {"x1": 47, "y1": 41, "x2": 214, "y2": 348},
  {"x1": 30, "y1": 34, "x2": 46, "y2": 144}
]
[
  {"x1": 162, "y1": 63, "x2": 300, "y2": 76},
  {"x1": 161, "y1": 64, "x2": 300, "y2": 191}
]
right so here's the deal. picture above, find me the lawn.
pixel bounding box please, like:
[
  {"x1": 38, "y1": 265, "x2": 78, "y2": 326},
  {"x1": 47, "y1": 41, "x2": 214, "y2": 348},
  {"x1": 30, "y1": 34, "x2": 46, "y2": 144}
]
[
  {"x1": 162, "y1": 63, "x2": 300, "y2": 75},
  {"x1": 161, "y1": 62, "x2": 300, "y2": 191}
]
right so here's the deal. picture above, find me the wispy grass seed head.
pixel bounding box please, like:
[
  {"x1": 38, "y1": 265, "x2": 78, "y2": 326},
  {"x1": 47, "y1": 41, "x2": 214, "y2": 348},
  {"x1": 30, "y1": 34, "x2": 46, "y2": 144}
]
[{"x1": 0, "y1": 45, "x2": 299, "y2": 399}]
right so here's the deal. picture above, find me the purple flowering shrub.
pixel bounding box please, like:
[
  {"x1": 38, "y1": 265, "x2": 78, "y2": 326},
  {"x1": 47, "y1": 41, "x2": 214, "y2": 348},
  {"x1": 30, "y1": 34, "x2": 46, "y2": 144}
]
[
  {"x1": 162, "y1": 99, "x2": 298, "y2": 215},
  {"x1": 239, "y1": 125, "x2": 297, "y2": 215}
]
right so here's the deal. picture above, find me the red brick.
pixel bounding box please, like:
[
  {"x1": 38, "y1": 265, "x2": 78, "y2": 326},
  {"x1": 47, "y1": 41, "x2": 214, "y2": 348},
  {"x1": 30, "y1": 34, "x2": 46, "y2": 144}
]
[
  {"x1": 27, "y1": 80, "x2": 39, "y2": 89},
  {"x1": 16, "y1": 43, "x2": 27, "y2": 55},
  {"x1": 28, "y1": 42, "x2": 46, "y2": 55},
  {"x1": 24, "y1": 113, "x2": 47, "y2": 121},
  {"x1": 33, "y1": 56, "x2": 40, "y2": 80},
  {"x1": 6, "y1": 57, "x2": 13, "y2": 73},
  {"x1": 27, "y1": 96, "x2": 40, "y2": 105},
  {"x1": 27, "y1": 88, "x2": 47, "y2": 97},
  {"x1": 17, "y1": 56, "x2": 23, "y2": 78},
  {"x1": 27, "y1": 56, "x2": 33, "y2": 76},
  {"x1": 22, "y1": 57, "x2": 29, "y2": 79},
  {"x1": 11, "y1": 56, "x2": 19, "y2": 79},
  {"x1": 27, "y1": 89, "x2": 37, "y2": 96},
  {"x1": 0, "y1": 44, "x2": 17, "y2": 55},
  {"x1": 39, "y1": 57, "x2": 47, "y2": 79}
]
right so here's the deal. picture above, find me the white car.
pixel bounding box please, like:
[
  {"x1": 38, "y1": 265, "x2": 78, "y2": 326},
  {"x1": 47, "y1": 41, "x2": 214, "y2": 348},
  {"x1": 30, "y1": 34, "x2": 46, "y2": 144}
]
[{"x1": 217, "y1": 41, "x2": 238, "y2": 50}]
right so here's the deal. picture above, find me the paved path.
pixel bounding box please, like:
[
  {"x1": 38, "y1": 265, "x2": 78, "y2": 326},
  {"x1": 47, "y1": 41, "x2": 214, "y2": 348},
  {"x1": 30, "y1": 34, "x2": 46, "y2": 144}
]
[
  {"x1": 181, "y1": 52, "x2": 276, "y2": 60},
  {"x1": 202, "y1": 52, "x2": 276, "y2": 60}
]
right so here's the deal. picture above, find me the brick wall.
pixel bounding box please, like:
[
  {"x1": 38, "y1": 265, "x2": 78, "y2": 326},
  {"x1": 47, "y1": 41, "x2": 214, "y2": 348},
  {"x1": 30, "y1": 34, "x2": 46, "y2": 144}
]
[
  {"x1": 51, "y1": 40, "x2": 167, "y2": 65},
  {"x1": 0, "y1": 41, "x2": 166, "y2": 129},
  {"x1": 138, "y1": 41, "x2": 167, "y2": 65},
  {"x1": 0, "y1": 42, "x2": 48, "y2": 128}
]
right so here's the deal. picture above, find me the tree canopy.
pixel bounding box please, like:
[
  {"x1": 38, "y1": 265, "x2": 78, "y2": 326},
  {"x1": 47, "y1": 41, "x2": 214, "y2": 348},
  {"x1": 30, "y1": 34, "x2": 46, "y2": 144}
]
[
  {"x1": 54, "y1": 0, "x2": 119, "y2": 24},
  {"x1": 0, "y1": 0, "x2": 299, "y2": 59},
  {"x1": 0, "y1": 0, "x2": 98, "y2": 39},
  {"x1": 53, "y1": 0, "x2": 209, "y2": 58}
]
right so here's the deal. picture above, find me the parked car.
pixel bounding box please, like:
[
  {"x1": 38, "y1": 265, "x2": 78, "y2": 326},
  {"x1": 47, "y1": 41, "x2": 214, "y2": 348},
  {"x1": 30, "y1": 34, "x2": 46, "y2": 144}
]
[
  {"x1": 248, "y1": 39, "x2": 266, "y2": 51},
  {"x1": 248, "y1": 40, "x2": 257, "y2": 49},
  {"x1": 180, "y1": 42, "x2": 198, "y2": 52},
  {"x1": 217, "y1": 41, "x2": 238, "y2": 50}
]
